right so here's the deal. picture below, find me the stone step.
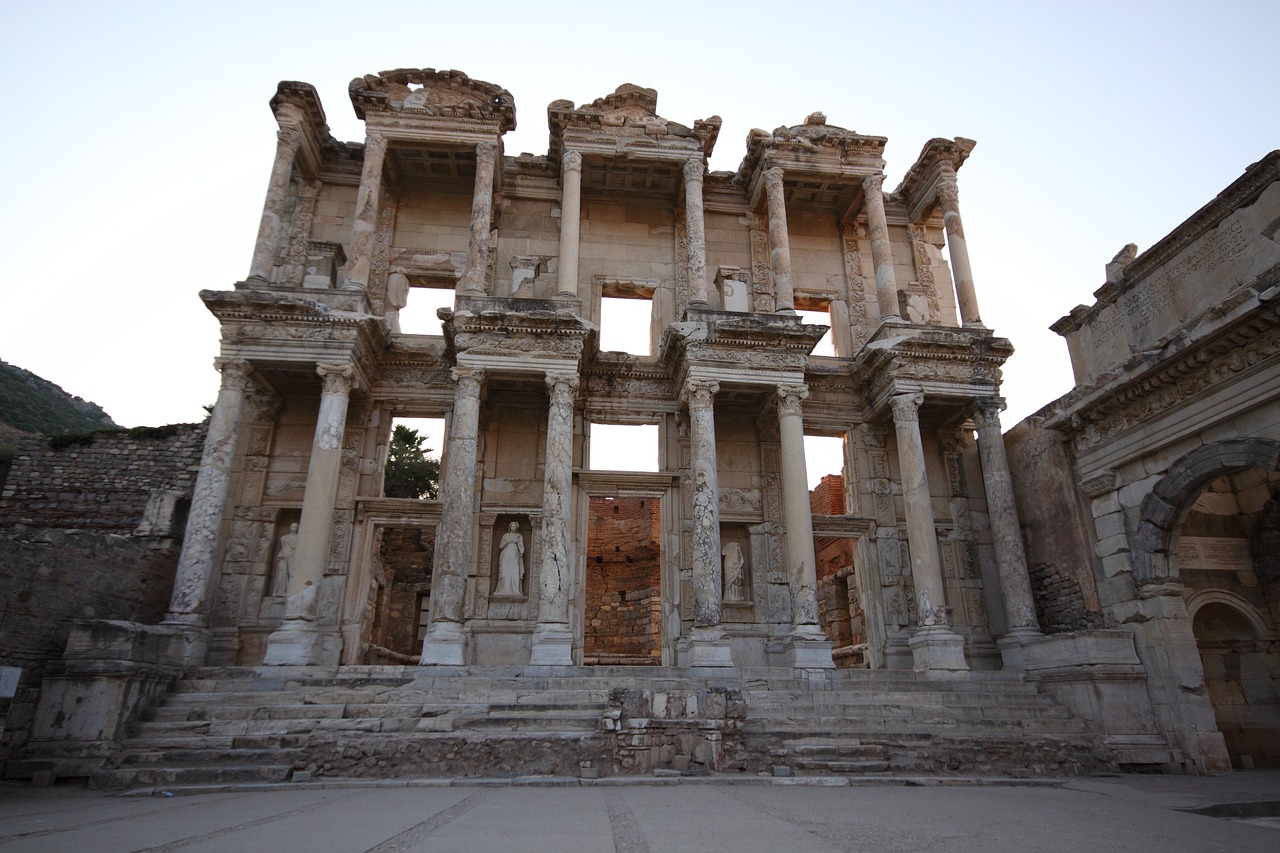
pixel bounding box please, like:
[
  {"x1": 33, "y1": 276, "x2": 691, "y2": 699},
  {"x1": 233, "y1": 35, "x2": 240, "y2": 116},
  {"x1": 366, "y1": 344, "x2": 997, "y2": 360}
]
[
  {"x1": 793, "y1": 759, "x2": 892, "y2": 774},
  {"x1": 745, "y1": 717, "x2": 1088, "y2": 736},
  {"x1": 115, "y1": 747, "x2": 303, "y2": 767},
  {"x1": 91, "y1": 763, "x2": 293, "y2": 790}
]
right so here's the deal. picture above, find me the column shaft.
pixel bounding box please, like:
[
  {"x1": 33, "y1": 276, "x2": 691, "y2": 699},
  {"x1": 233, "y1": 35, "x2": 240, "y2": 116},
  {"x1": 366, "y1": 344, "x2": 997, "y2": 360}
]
[
  {"x1": 776, "y1": 385, "x2": 820, "y2": 627},
  {"x1": 166, "y1": 358, "x2": 252, "y2": 624},
  {"x1": 284, "y1": 363, "x2": 355, "y2": 620},
  {"x1": 684, "y1": 159, "x2": 709, "y2": 305},
  {"x1": 938, "y1": 175, "x2": 981, "y2": 325},
  {"x1": 863, "y1": 174, "x2": 900, "y2": 322},
  {"x1": 762, "y1": 167, "x2": 795, "y2": 312},
  {"x1": 460, "y1": 141, "x2": 499, "y2": 296},
  {"x1": 890, "y1": 393, "x2": 947, "y2": 623},
  {"x1": 972, "y1": 400, "x2": 1039, "y2": 632},
  {"x1": 686, "y1": 380, "x2": 723, "y2": 627},
  {"x1": 557, "y1": 151, "x2": 582, "y2": 298},
  {"x1": 343, "y1": 134, "x2": 388, "y2": 290},
  {"x1": 248, "y1": 126, "x2": 303, "y2": 281},
  {"x1": 531, "y1": 372, "x2": 579, "y2": 665}
]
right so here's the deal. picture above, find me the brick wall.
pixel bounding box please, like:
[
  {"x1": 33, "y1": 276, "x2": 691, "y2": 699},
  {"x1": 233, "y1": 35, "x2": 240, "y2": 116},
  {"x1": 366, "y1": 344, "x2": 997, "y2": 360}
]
[
  {"x1": 810, "y1": 474, "x2": 845, "y2": 515},
  {"x1": 0, "y1": 425, "x2": 206, "y2": 533},
  {"x1": 584, "y1": 497, "x2": 661, "y2": 665}
]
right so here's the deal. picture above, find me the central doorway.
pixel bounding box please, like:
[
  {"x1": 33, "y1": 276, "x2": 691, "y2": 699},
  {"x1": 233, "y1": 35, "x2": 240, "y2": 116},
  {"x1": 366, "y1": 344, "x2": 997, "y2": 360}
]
[{"x1": 583, "y1": 496, "x2": 662, "y2": 665}]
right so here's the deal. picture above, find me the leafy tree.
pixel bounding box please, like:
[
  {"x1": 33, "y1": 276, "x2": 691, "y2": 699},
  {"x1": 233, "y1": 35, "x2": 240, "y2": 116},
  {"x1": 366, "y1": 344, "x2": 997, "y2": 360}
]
[{"x1": 384, "y1": 424, "x2": 440, "y2": 499}]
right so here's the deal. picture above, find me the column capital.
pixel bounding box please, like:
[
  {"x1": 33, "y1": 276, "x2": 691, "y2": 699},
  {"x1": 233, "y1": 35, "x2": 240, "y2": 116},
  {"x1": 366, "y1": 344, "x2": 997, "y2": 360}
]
[
  {"x1": 450, "y1": 365, "x2": 485, "y2": 391},
  {"x1": 316, "y1": 362, "x2": 356, "y2": 396},
  {"x1": 862, "y1": 173, "x2": 885, "y2": 194},
  {"x1": 213, "y1": 357, "x2": 253, "y2": 392},
  {"x1": 763, "y1": 166, "x2": 785, "y2": 190},
  {"x1": 937, "y1": 176, "x2": 960, "y2": 207},
  {"x1": 684, "y1": 158, "x2": 706, "y2": 183},
  {"x1": 363, "y1": 132, "x2": 388, "y2": 158},
  {"x1": 889, "y1": 392, "x2": 924, "y2": 423},
  {"x1": 562, "y1": 149, "x2": 582, "y2": 173},
  {"x1": 545, "y1": 370, "x2": 580, "y2": 399},
  {"x1": 276, "y1": 124, "x2": 304, "y2": 151},
  {"x1": 475, "y1": 140, "x2": 499, "y2": 159},
  {"x1": 970, "y1": 396, "x2": 1006, "y2": 430},
  {"x1": 684, "y1": 378, "x2": 720, "y2": 410},
  {"x1": 775, "y1": 383, "x2": 809, "y2": 416}
]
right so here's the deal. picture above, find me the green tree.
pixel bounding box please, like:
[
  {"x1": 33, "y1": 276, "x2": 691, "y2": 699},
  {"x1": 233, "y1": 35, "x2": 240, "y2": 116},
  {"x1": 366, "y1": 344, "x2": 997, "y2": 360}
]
[{"x1": 384, "y1": 424, "x2": 440, "y2": 499}]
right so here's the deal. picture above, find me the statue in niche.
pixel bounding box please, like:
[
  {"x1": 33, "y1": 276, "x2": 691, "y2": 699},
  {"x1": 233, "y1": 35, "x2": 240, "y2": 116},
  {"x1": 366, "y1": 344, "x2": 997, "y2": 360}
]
[
  {"x1": 494, "y1": 522, "x2": 526, "y2": 597},
  {"x1": 722, "y1": 541, "x2": 745, "y2": 602},
  {"x1": 271, "y1": 522, "x2": 299, "y2": 597}
]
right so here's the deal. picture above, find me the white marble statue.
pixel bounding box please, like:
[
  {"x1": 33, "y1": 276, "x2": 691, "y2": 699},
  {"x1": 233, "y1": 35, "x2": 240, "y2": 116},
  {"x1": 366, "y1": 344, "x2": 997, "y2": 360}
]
[
  {"x1": 495, "y1": 521, "x2": 525, "y2": 597},
  {"x1": 722, "y1": 541, "x2": 745, "y2": 602},
  {"x1": 271, "y1": 522, "x2": 298, "y2": 597}
]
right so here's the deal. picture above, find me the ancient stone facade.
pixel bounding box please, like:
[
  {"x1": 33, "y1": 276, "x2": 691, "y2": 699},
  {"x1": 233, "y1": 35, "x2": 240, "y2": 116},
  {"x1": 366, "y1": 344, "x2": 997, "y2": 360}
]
[
  {"x1": 142, "y1": 68, "x2": 1031, "y2": 679},
  {"x1": 1007, "y1": 152, "x2": 1280, "y2": 771}
]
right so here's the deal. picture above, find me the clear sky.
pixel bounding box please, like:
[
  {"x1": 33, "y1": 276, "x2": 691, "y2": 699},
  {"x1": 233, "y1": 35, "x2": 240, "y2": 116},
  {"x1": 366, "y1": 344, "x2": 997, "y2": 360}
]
[{"x1": 2, "y1": 1, "x2": 1276, "y2": 471}]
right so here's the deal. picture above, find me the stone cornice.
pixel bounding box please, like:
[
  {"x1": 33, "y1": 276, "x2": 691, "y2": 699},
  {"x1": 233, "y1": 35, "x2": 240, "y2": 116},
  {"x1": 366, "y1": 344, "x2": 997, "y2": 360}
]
[
  {"x1": 440, "y1": 299, "x2": 591, "y2": 364},
  {"x1": 547, "y1": 84, "x2": 719, "y2": 165},
  {"x1": 349, "y1": 68, "x2": 515, "y2": 132},
  {"x1": 893, "y1": 137, "x2": 976, "y2": 223},
  {"x1": 855, "y1": 325, "x2": 1012, "y2": 415}
]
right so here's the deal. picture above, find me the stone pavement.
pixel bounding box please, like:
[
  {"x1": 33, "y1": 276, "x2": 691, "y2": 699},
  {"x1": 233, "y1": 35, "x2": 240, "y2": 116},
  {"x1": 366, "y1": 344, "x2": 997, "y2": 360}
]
[{"x1": 1, "y1": 771, "x2": 1279, "y2": 852}]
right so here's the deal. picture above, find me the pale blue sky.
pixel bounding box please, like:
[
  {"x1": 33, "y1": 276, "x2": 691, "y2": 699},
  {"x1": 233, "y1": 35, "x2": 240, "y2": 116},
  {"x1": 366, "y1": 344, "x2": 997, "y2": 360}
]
[{"x1": 2, "y1": 0, "x2": 1275, "y2": 455}]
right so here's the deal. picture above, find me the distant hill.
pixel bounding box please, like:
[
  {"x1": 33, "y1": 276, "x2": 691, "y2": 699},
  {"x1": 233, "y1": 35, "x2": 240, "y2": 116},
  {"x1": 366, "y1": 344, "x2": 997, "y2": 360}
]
[{"x1": 0, "y1": 359, "x2": 115, "y2": 440}]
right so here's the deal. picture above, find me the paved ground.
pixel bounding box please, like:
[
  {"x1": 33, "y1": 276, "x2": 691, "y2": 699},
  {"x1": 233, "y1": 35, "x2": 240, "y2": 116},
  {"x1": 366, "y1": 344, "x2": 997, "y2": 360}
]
[{"x1": 2, "y1": 771, "x2": 1279, "y2": 852}]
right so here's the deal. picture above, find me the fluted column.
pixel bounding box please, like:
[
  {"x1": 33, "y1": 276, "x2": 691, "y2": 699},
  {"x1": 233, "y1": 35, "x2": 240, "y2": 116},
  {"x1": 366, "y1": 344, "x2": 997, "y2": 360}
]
[
  {"x1": 937, "y1": 170, "x2": 982, "y2": 326},
  {"x1": 420, "y1": 366, "x2": 484, "y2": 665},
  {"x1": 557, "y1": 150, "x2": 582, "y2": 298},
  {"x1": 248, "y1": 125, "x2": 304, "y2": 281},
  {"x1": 531, "y1": 372, "x2": 579, "y2": 664},
  {"x1": 165, "y1": 358, "x2": 253, "y2": 628},
  {"x1": 776, "y1": 385, "x2": 835, "y2": 668},
  {"x1": 972, "y1": 399, "x2": 1042, "y2": 663},
  {"x1": 263, "y1": 362, "x2": 355, "y2": 666},
  {"x1": 685, "y1": 378, "x2": 732, "y2": 666},
  {"x1": 460, "y1": 141, "x2": 499, "y2": 296},
  {"x1": 863, "y1": 174, "x2": 901, "y2": 323},
  {"x1": 890, "y1": 392, "x2": 968, "y2": 672},
  {"x1": 762, "y1": 167, "x2": 795, "y2": 313},
  {"x1": 342, "y1": 133, "x2": 388, "y2": 290},
  {"x1": 684, "y1": 159, "x2": 709, "y2": 306}
]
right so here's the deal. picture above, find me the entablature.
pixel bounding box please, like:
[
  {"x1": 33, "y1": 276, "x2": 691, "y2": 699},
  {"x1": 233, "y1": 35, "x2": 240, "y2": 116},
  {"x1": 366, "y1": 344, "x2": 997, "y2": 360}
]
[
  {"x1": 855, "y1": 324, "x2": 1011, "y2": 418},
  {"x1": 894, "y1": 136, "x2": 975, "y2": 223}
]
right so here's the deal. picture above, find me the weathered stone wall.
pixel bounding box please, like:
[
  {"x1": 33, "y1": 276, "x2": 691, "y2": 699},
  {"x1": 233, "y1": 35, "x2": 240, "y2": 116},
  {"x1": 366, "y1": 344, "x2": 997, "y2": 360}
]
[
  {"x1": 0, "y1": 425, "x2": 206, "y2": 534},
  {"x1": 584, "y1": 497, "x2": 661, "y2": 664},
  {"x1": 0, "y1": 529, "x2": 179, "y2": 766},
  {"x1": 378, "y1": 527, "x2": 435, "y2": 657}
]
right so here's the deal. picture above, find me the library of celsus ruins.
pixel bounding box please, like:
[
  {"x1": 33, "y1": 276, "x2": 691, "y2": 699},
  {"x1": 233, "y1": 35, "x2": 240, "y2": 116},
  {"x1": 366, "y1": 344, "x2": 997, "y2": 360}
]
[{"x1": 2, "y1": 68, "x2": 1277, "y2": 785}]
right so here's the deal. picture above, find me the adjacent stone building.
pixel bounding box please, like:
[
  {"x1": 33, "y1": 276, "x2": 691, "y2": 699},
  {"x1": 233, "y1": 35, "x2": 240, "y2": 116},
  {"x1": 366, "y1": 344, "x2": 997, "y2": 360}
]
[{"x1": 5, "y1": 68, "x2": 1276, "y2": 782}]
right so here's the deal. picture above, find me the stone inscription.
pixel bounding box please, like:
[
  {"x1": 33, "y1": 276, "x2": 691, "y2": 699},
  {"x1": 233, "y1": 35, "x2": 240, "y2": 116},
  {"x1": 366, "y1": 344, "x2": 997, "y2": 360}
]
[{"x1": 1178, "y1": 536, "x2": 1252, "y2": 572}]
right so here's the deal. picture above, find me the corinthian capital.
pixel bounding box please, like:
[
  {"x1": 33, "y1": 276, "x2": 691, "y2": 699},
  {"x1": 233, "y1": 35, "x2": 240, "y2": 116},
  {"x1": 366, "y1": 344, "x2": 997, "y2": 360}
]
[
  {"x1": 936, "y1": 178, "x2": 960, "y2": 208},
  {"x1": 562, "y1": 149, "x2": 582, "y2": 173},
  {"x1": 775, "y1": 383, "x2": 809, "y2": 417},
  {"x1": 684, "y1": 158, "x2": 706, "y2": 183},
  {"x1": 450, "y1": 365, "x2": 485, "y2": 394},
  {"x1": 970, "y1": 396, "x2": 1006, "y2": 432},
  {"x1": 545, "y1": 371, "x2": 580, "y2": 402},
  {"x1": 684, "y1": 378, "x2": 719, "y2": 411},
  {"x1": 316, "y1": 362, "x2": 356, "y2": 396},
  {"x1": 862, "y1": 173, "x2": 885, "y2": 194},
  {"x1": 889, "y1": 392, "x2": 924, "y2": 424},
  {"x1": 214, "y1": 357, "x2": 253, "y2": 393}
]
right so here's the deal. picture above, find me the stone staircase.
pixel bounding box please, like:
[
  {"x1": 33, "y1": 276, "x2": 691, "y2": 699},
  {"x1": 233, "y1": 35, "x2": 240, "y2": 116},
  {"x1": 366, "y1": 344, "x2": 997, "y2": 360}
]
[{"x1": 79, "y1": 666, "x2": 1111, "y2": 788}]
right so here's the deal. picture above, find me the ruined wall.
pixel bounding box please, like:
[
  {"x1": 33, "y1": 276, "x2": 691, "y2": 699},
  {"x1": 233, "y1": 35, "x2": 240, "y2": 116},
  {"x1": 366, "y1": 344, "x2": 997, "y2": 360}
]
[
  {"x1": 1004, "y1": 417, "x2": 1103, "y2": 632},
  {"x1": 0, "y1": 425, "x2": 205, "y2": 534},
  {"x1": 378, "y1": 527, "x2": 435, "y2": 657},
  {"x1": 584, "y1": 497, "x2": 661, "y2": 665}
]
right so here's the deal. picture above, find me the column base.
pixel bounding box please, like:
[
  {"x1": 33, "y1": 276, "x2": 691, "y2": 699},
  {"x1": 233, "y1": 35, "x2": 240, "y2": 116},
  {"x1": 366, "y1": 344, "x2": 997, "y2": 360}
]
[
  {"x1": 529, "y1": 623, "x2": 575, "y2": 666},
  {"x1": 420, "y1": 621, "x2": 468, "y2": 666},
  {"x1": 263, "y1": 619, "x2": 342, "y2": 666},
  {"x1": 908, "y1": 625, "x2": 970, "y2": 676},
  {"x1": 781, "y1": 625, "x2": 835, "y2": 669},
  {"x1": 687, "y1": 627, "x2": 734, "y2": 668},
  {"x1": 159, "y1": 615, "x2": 210, "y2": 667},
  {"x1": 996, "y1": 626, "x2": 1044, "y2": 671}
]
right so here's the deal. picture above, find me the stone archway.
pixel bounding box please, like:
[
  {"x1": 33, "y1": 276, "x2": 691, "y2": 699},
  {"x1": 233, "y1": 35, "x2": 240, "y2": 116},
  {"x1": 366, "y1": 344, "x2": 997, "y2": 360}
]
[{"x1": 1133, "y1": 438, "x2": 1280, "y2": 584}]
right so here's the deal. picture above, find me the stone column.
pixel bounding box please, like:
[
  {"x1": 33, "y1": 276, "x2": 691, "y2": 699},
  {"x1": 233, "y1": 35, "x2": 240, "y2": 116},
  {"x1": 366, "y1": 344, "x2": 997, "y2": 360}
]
[
  {"x1": 420, "y1": 366, "x2": 484, "y2": 665},
  {"x1": 685, "y1": 378, "x2": 732, "y2": 667},
  {"x1": 937, "y1": 171, "x2": 982, "y2": 326},
  {"x1": 263, "y1": 362, "x2": 356, "y2": 666},
  {"x1": 863, "y1": 174, "x2": 901, "y2": 323},
  {"x1": 556, "y1": 150, "x2": 583, "y2": 298},
  {"x1": 762, "y1": 167, "x2": 795, "y2": 313},
  {"x1": 165, "y1": 358, "x2": 253, "y2": 635},
  {"x1": 530, "y1": 372, "x2": 579, "y2": 664},
  {"x1": 460, "y1": 141, "x2": 499, "y2": 297},
  {"x1": 776, "y1": 384, "x2": 835, "y2": 668},
  {"x1": 684, "y1": 159, "x2": 709, "y2": 306},
  {"x1": 971, "y1": 398, "x2": 1042, "y2": 666},
  {"x1": 342, "y1": 133, "x2": 388, "y2": 291},
  {"x1": 890, "y1": 392, "x2": 968, "y2": 673},
  {"x1": 248, "y1": 126, "x2": 304, "y2": 282}
]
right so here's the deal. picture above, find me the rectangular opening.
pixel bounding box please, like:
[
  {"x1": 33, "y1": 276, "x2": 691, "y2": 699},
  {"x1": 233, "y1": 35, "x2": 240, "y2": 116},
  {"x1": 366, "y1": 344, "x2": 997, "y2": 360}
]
[
  {"x1": 600, "y1": 296, "x2": 653, "y2": 355},
  {"x1": 366, "y1": 526, "x2": 435, "y2": 659},
  {"x1": 804, "y1": 434, "x2": 846, "y2": 499},
  {"x1": 396, "y1": 284, "x2": 455, "y2": 335},
  {"x1": 589, "y1": 423, "x2": 659, "y2": 472},
  {"x1": 796, "y1": 307, "x2": 835, "y2": 357},
  {"x1": 583, "y1": 496, "x2": 662, "y2": 665},
  {"x1": 384, "y1": 417, "x2": 444, "y2": 499}
]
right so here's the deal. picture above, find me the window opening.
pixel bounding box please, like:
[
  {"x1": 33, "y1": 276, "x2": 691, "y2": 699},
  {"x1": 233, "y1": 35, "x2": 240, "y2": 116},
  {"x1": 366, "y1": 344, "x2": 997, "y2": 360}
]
[
  {"x1": 584, "y1": 496, "x2": 662, "y2": 665},
  {"x1": 589, "y1": 423, "x2": 659, "y2": 472},
  {"x1": 804, "y1": 434, "x2": 845, "y2": 495},
  {"x1": 600, "y1": 296, "x2": 653, "y2": 355},
  {"x1": 385, "y1": 417, "x2": 444, "y2": 499},
  {"x1": 797, "y1": 307, "x2": 835, "y2": 357},
  {"x1": 396, "y1": 285, "x2": 455, "y2": 335}
]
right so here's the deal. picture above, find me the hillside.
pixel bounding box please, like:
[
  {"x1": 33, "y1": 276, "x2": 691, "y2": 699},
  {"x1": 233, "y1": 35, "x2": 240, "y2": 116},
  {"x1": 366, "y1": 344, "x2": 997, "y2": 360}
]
[{"x1": 0, "y1": 358, "x2": 115, "y2": 441}]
